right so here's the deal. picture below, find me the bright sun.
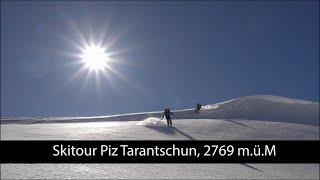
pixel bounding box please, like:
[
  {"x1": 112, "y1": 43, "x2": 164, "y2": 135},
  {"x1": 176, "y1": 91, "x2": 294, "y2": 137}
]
[{"x1": 81, "y1": 45, "x2": 109, "y2": 71}]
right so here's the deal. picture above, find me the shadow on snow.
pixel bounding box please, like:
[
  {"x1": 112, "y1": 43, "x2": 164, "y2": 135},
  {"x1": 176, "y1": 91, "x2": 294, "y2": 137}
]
[{"x1": 144, "y1": 126, "x2": 196, "y2": 140}]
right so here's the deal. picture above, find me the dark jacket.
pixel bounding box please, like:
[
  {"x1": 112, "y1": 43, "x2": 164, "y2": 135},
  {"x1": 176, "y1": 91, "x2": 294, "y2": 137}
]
[{"x1": 162, "y1": 108, "x2": 173, "y2": 119}]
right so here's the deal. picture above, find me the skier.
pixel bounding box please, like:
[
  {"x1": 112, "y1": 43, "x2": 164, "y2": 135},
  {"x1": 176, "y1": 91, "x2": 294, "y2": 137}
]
[
  {"x1": 161, "y1": 108, "x2": 174, "y2": 127},
  {"x1": 195, "y1": 103, "x2": 202, "y2": 113}
]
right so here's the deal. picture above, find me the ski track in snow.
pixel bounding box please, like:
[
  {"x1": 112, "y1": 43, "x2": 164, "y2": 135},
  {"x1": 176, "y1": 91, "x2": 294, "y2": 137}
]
[{"x1": 1, "y1": 95, "x2": 319, "y2": 179}]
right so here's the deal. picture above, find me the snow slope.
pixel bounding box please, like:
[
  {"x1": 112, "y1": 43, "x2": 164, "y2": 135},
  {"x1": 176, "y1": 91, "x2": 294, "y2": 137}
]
[
  {"x1": 198, "y1": 95, "x2": 319, "y2": 125},
  {"x1": 2, "y1": 119, "x2": 318, "y2": 140},
  {"x1": 1, "y1": 95, "x2": 319, "y2": 125},
  {"x1": 1, "y1": 95, "x2": 319, "y2": 179}
]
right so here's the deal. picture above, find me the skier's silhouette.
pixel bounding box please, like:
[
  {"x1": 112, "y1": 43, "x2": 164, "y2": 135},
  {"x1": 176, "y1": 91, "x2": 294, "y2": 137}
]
[
  {"x1": 161, "y1": 108, "x2": 174, "y2": 127},
  {"x1": 195, "y1": 103, "x2": 202, "y2": 113}
]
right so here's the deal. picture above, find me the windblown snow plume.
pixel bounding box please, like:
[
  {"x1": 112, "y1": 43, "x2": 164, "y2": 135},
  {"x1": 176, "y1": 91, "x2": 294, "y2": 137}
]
[{"x1": 136, "y1": 117, "x2": 165, "y2": 126}]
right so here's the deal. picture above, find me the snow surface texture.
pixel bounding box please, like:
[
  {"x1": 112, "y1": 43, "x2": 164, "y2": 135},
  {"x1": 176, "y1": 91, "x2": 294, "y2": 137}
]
[{"x1": 1, "y1": 95, "x2": 319, "y2": 179}]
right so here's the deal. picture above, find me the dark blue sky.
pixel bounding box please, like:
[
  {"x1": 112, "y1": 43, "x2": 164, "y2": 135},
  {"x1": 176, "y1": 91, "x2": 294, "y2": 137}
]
[{"x1": 1, "y1": 1, "x2": 319, "y2": 116}]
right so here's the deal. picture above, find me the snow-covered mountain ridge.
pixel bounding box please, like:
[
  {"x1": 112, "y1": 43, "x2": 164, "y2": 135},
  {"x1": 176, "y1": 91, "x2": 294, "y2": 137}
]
[{"x1": 1, "y1": 95, "x2": 319, "y2": 125}]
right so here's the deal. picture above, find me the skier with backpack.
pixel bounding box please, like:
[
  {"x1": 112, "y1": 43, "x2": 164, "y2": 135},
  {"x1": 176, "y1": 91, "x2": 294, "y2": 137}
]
[
  {"x1": 161, "y1": 108, "x2": 174, "y2": 127},
  {"x1": 195, "y1": 103, "x2": 202, "y2": 113}
]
